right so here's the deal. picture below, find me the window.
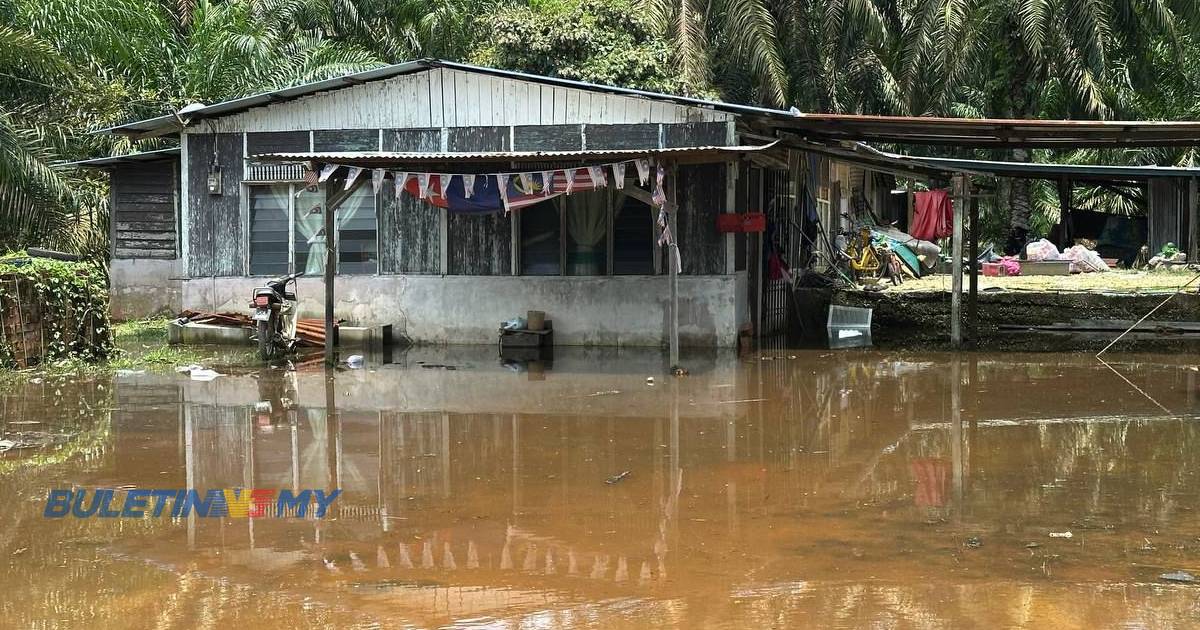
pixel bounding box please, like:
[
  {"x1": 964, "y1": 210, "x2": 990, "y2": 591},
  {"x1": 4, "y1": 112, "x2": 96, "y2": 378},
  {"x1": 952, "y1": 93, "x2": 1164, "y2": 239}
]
[
  {"x1": 248, "y1": 182, "x2": 378, "y2": 276},
  {"x1": 518, "y1": 186, "x2": 656, "y2": 276},
  {"x1": 520, "y1": 199, "x2": 561, "y2": 275},
  {"x1": 335, "y1": 185, "x2": 378, "y2": 274},
  {"x1": 564, "y1": 193, "x2": 607, "y2": 275},
  {"x1": 249, "y1": 185, "x2": 290, "y2": 276},
  {"x1": 612, "y1": 193, "x2": 654, "y2": 274}
]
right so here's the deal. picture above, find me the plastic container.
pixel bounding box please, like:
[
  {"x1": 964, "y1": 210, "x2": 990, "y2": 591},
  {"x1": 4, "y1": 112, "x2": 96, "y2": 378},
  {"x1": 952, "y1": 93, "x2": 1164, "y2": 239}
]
[{"x1": 827, "y1": 304, "x2": 873, "y2": 349}]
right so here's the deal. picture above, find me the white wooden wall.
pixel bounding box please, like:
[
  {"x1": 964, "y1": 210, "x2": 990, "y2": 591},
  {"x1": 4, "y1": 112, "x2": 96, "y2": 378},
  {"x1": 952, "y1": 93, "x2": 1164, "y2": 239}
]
[{"x1": 204, "y1": 68, "x2": 733, "y2": 134}]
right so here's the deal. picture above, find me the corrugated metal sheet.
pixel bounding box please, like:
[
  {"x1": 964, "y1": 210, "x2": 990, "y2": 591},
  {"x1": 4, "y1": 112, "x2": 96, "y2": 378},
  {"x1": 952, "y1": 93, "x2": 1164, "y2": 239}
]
[
  {"x1": 878, "y1": 151, "x2": 1200, "y2": 181},
  {"x1": 97, "y1": 60, "x2": 749, "y2": 137},
  {"x1": 251, "y1": 144, "x2": 778, "y2": 167},
  {"x1": 58, "y1": 148, "x2": 179, "y2": 168}
]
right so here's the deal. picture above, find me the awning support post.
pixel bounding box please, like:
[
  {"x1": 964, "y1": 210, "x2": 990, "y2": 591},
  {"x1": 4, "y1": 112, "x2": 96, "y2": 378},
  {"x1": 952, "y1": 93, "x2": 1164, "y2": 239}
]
[
  {"x1": 324, "y1": 188, "x2": 336, "y2": 366},
  {"x1": 319, "y1": 170, "x2": 367, "y2": 367},
  {"x1": 668, "y1": 161, "x2": 680, "y2": 367},
  {"x1": 951, "y1": 174, "x2": 967, "y2": 349}
]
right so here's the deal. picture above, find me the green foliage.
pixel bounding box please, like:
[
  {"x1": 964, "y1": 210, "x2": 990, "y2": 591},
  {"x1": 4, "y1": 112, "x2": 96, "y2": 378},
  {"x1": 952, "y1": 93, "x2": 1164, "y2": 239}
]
[
  {"x1": 0, "y1": 252, "x2": 113, "y2": 368},
  {"x1": 472, "y1": 0, "x2": 690, "y2": 95}
]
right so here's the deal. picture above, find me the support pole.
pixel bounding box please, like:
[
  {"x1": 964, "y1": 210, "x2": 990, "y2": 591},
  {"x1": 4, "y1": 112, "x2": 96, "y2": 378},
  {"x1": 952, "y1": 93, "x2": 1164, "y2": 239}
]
[
  {"x1": 950, "y1": 174, "x2": 966, "y2": 348},
  {"x1": 324, "y1": 191, "x2": 336, "y2": 366},
  {"x1": 668, "y1": 161, "x2": 680, "y2": 367},
  {"x1": 968, "y1": 194, "x2": 980, "y2": 343}
]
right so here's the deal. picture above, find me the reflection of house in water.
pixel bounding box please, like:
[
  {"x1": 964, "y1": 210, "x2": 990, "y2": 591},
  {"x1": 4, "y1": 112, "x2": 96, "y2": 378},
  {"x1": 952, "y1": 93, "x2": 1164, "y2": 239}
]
[{"x1": 102, "y1": 349, "x2": 1200, "y2": 624}]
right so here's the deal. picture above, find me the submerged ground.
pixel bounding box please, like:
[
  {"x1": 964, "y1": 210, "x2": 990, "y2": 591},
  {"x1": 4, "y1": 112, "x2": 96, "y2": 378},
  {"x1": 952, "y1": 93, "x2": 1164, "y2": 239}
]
[{"x1": 1, "y1": 344, "x2": 1199, "y2": 628}]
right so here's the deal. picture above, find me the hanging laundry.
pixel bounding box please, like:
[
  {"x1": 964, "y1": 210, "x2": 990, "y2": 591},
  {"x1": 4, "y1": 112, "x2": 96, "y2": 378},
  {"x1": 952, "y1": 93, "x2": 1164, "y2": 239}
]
[
  {"x1": 910, "y1": 190, "x2": 953, "y2": 241},
  {"x1": 651, "y1": 165, "x2": 667, "y2": 206}
]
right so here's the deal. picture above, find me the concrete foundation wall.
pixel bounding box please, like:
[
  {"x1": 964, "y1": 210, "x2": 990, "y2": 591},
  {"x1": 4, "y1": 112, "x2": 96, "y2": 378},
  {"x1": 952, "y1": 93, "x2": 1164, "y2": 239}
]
[
  {"x1": 177, "y1": 274, "x2": 738, "y2": 346},
  {"x1": 110, "y1": 258, "x2": 183, "y2": 320}
]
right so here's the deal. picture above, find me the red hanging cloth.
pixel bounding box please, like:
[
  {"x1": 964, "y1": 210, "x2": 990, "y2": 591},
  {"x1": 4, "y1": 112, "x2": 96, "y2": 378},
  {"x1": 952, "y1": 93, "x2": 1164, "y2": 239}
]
[{"x1": 910, "y1": 190, "x2": 953, "y2": 241}]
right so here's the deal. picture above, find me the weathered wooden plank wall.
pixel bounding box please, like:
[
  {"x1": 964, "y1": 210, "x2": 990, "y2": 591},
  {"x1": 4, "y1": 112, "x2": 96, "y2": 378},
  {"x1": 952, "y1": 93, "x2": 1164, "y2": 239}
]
[
  {"x1": 515, "y1": 125, "x2": 582, "y2": 151},
  {"x1": 676, "y1": 163, "x2": 726, "y2": 275},
  {"x1": 664, "y1": 122, "x2": 727, "y2": 147},
  {"x1": 246, "y1": 131, "x2": 309, "y2": 154},
  {"x1": 314, "y1": 129, "x2": 379, "y2": 151},
  {"x1": 447, "y1": 126, "x2": 509, "y2": 151},
  {"x1": 448, "y1": 213, "x2": 512, "y2": 275},
  {"x1": 209, "y1": 68, "x2": 732, "y2": 133},
  {"x1": 187, "y1": 133, "x2": 243, "y2": 276},
  {"x1": 586, "y1": 124, "x2": 658, "y2": 149},
  {"x1": 112, "y1": 159, "x2": 177, "y2": 259},
  {"x1": 379, "y1": 128, "x2": 440, "y2": 273},
  {"x1": 446, "y1": 127, "x2": 512, "y2": 274}
]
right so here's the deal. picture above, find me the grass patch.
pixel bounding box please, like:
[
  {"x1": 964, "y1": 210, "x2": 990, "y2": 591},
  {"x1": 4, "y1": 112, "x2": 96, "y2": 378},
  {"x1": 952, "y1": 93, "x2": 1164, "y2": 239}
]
[{"x1": 113, "y1": 317, "x2": 172, "y2": 344}]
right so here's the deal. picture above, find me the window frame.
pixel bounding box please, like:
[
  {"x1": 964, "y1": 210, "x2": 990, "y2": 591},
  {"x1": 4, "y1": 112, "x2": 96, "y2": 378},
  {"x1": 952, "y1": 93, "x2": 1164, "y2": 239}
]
[
  {"x1": 515, "y1": 182, "x2": 658, "y2": 278},
  {"x1": 245, "y1": 181, "x2": 379, "y2": 277}
]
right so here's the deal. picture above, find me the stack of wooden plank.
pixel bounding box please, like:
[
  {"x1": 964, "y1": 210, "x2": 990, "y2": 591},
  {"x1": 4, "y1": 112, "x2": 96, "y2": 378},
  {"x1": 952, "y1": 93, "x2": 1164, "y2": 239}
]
[{"x1": 177, "y1": 310, "x2": 336, "y2": 347}]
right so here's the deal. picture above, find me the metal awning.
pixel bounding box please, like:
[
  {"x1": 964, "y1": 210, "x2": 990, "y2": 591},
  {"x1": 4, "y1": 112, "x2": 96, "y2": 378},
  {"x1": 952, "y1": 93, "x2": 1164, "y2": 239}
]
[
  {"x1": 764, "y1": 114, "x2": 1200, "y2": 148},
  {"x1": 251, "y1": 144, "x2": 779, "y2": 169},
  {"x1": 56, "y1": 147, "x2": 180, "y2": 168},
  {"x1": 873, "y1": 151, "x2": 1200, "y2": 183}
]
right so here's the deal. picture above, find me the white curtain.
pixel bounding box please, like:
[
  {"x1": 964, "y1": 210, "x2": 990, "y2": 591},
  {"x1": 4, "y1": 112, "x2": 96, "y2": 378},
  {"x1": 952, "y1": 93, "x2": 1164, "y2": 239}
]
[
  {"x1": 294, "y1": 188, "x2": 326, "y2": 275},
  {"x1": 294, "y1": 185, "x2": 371, "y2": 275},
  {"x1": 566, "y1": 190, "x2": 607, "y2": 249}
]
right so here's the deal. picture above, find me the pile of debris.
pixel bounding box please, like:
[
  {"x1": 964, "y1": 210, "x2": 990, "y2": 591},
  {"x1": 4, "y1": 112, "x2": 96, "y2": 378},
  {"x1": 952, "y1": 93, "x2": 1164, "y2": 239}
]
[{"x1": 175, "y1": 310, "x2": 335, "y2": 347}]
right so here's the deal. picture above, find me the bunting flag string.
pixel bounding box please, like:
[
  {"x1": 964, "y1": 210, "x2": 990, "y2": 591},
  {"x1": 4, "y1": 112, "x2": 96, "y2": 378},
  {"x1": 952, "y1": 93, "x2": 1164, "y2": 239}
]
[
  {"x1": 611, "y1": 162, "x2": 626, "y2": 189},
  {"x1": 635, "y1": 159, "x2": 650, "y2": 186},
  {"x1": 310, "y1": 158, "x2": 655, "y2": 214},
  {"x1": 344, "y1": 166, "x2": 364, "y2": 190},
  {"x1": 393, "y1": 172, "x2": 409, "y2": 198},
  {"x1": 318, "y1": 163, "x2": 339, "y2": 183},
  {"x1": 371, "y1": 168, "x2": 385, "y2": 195}
]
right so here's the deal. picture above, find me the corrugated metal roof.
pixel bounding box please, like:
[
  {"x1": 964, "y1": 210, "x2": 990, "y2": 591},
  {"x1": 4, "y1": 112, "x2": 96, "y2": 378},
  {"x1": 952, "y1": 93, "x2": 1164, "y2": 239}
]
[
  {"x1": 774, "y1": 114, "x2": 1200, "y2": 148},
  {"x1": 876, "y1": 149, "x2": 1200, "y2": 182},
  {"x1": 95, "y1": 59, "x2": 790, "y2": 137},
  {"x1": 56, "y1": 147, "x2": 180, "y2": 168},
  {"x1": 93, "y1": 58, "x2": 1200, "y2": 149},
  {"x1": 251, "y1": 144, "x2": 779, "y2": 167}
]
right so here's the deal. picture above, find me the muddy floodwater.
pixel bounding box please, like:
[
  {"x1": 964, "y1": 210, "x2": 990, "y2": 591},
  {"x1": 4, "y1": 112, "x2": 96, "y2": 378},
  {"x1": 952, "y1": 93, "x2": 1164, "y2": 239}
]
[{"x1": 3, "y1": 347, "x2": 1200, "y2": 628}]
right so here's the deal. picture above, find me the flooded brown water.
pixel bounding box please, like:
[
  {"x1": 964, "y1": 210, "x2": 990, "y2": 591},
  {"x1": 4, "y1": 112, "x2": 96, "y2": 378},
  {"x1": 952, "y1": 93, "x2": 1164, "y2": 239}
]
[{"x1": 3, "y1": 347, "x2": 1200, "y2": 628}]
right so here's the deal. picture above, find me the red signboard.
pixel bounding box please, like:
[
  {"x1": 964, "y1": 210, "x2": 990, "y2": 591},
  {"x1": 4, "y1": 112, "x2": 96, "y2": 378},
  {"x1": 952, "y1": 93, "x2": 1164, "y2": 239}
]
[{"x1": 717, "y1": 212, "x2": 766, "y2": 233}]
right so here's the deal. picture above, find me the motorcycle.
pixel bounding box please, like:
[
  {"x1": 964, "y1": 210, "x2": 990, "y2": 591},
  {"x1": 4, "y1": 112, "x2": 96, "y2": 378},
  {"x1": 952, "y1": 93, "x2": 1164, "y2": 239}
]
[{"x1": 249, "y1": 272, "x2": 302, "y2": 360}]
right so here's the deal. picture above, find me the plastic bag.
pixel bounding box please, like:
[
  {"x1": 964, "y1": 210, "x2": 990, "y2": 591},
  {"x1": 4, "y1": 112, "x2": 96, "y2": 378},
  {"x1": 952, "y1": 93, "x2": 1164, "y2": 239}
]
[
  {"x1": 1025, "y1": 239, "x2": 1061, "y2": 261},
  {"x1": 1062, "y1": 245, "x2": 1109, "y2": 273}
]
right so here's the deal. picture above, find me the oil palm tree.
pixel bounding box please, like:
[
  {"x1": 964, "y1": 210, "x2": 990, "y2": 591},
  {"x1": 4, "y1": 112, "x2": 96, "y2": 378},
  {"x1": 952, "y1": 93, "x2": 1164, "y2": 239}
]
[{"x1": 0, "y1": 0, "x2": 381, "y2": 256}]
